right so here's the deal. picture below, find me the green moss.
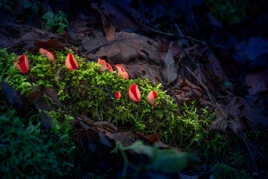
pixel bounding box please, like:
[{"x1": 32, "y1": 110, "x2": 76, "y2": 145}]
[
  {"x1": 0, "y1": 48, "x2": 227, "y2": 157},
  {"x1": 44, "y1": 110, "x2": 73, "y2": 135}
]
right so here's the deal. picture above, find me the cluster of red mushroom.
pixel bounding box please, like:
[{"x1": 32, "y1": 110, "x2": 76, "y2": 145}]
[
  {"x1": 97, "y1": 58, "x2": 158, "y2": 106},
  {"x1": 13, "y1": 48, "x2": 158, "y2": 106}
]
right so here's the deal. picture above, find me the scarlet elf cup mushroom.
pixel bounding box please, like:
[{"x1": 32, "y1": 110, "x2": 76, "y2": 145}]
[
  {"x1": 129, "y1": 84, "x2": 141, "y2": 102},
  {"x1": 14, "y1": 54, "x2": 29, "y2": 74},
  {"x1": 65, "y1": 53, "x2": 78, "y2": 71}
]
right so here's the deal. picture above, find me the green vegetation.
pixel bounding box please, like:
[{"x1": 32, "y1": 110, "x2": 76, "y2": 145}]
[
  {"x1": 0, "y1": 49, "x2": 222, "y2": 152},
  {"x1": 0, "y1": 110, "x2": 76, "y2": 178},
  {"x1": 42, "y1": 11, "x2": 69, "y2": 34},
  {"x1": 113, "y1": 141, "x2": 201, "y2": 176},
  {"x1": 0, "y1": 1, "x2": 69, "y2": 33},
  {"x1": 0, "y1": 0, "x2": 14, "y2": 12},
  {"x1": 0, "y1": 0, "x2": 41, "y2": 14},
  {"x1": 45, "y1": 110, "x2": 74, "y2": 135},
  {"x1": 22, "y1": 0, "x2": 41, "y2": 14},
  {"x1": 205, "y1": 0, "x2": 266, "y2": 24},
  {"x1": 0, "y1": 49, "x2": 255, "y2": 178},
  {"x1": 205, "y1": 0, "x2": 247, "y2": 24}
]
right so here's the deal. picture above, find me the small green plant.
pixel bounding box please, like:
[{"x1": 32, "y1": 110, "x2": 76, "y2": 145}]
[
  {"x1": 0, "y1": 110, "x2": 76, "y2": 178},
  {"x1": 0, "y1": 0, "x2": 14, "y2": 12},
  {"x1": 205, "y1": 0, "x2": 248, "y2": 24},
  {"x1": 0, "y1": 0, "x2": 41, "y2": 14},
  {"x1": 42, "y1": 11, "x2": 69, "y2": 34},
  {"x1": 205, "y1": 0, "x2": 266, "y2": 24},
  {"x1": 23, "y1": 0, "x2": 41, "y2": 14},
  {"x1": 45, "y1": 110, "x2": 74, "y2": 135}
]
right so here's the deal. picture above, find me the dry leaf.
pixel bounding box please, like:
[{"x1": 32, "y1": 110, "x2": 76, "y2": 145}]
[
  {"x1": 87, "y1": 32, "x2": 162, "y2": 65},
  {"x1": 183, "y1": 79, "x2": 201, "y2": 91},
  {"x1": 176, "y1": 94, "x2": 190, "y2": 102},
  {"x1": 34, "y1": 39, "x2": 65, "y2": 51},
  {"x1": 211, "y1": 99, "x2": 246, "y2": 133},
  {"x1": 107, "y1": 132, "x2": 136, "y2": 146},
  {"x1": 192, "y1": 88, "x2": 202, "y2": 97},
  {"x1": 245, "y1": 69, "x2": 268, "y2": 95},
  {"x1": 101, "y1": 14, "x2": 115, "y2": 41},
  {"x1": 161, "y1": 44, "x2": 178, "y2": 85},
  {"x1": 210, "y1": 103, "x2": 228, "y2": 132}
]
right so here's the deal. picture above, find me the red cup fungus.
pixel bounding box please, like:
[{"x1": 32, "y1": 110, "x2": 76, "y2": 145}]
[
  {"x1": 147, "y1": 90, "x2": 158, "y2": 106},
  {"x1": 115, "y1": 64, "x2": 129, "y2": 79},
  {"x1": 65, "y1": 53, "x2": 78, "y2": 71},
  {"x1": 128, "y1": 84, "x2": 141, "y2": 102},
  {"x1": 14, "y1": 54, "x2": 29, "y2": 74},
  {"x1": 39, "y1": 48, "x2": 55, "y2": 62}
]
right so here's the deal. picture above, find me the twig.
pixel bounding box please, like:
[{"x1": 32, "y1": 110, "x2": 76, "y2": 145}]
[
  {"x1": 174, "y1": 24, "x2": 184, "y2": 38},
  {"x1": 141, "y1": 23, "x2": 207, "y2": 45},
  {"x1": 185, "y1": 66, "x2": 216, "y2": 105},
  {"x1": 174, "y1": 23, "x2": 207, "y2": 45}
]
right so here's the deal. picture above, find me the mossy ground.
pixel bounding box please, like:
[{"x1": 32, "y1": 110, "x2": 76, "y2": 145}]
[{"x1": 0, "y1": 48, "x2": 260, "y2": 177}]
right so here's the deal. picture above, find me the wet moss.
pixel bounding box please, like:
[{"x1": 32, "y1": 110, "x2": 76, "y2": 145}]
[{"x1": 0, "y1": 48, "x2": 225, "y2": 154}]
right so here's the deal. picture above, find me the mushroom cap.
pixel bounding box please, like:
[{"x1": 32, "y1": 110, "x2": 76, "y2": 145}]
[
  {"x1": 115, "y1": 64, "x2": 129, "y2": 79},
  {"x1": 147, "y1": 90, "x2": 158, "y2": 106},
  {"x1": 39, "y1": 48, "x2": 55, "y2": 62},
  {"x1": 98, "y1": 58, "x2": 113, "y2": 72},
  {"x1": 128, "y1": 84, "x2": 141, "y2": 102},
  {"x1": 65, "y1": 53, "x2": 78, "y2": 71},
  {"x1": 114, "y1": 91, "x2": 121, "y2": 99},
  {"x1": 14, "y1": 54, "x2": 29, "y2": 74}
]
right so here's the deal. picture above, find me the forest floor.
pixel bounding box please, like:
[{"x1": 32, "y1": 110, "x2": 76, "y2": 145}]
[{"x1": 0, "y1": 0, "x2": 268, "y2": 178}]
